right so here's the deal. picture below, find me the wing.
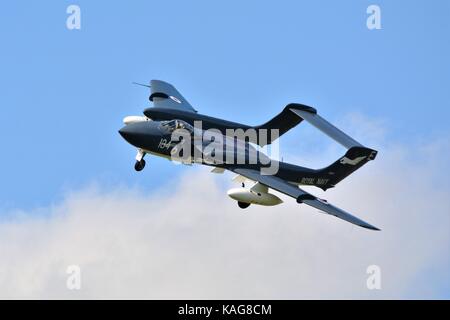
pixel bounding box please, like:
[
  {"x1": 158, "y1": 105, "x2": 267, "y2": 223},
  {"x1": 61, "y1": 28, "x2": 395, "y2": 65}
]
[
  {"x1": 252, "y1": 103, "x2": 364, "y2": 148},
  {"x1": 231, "y1": 168, "x2": 380, "y2": 231},
  {"x1": 149, "y1": 80, "x2": 197, "y2": 113}
]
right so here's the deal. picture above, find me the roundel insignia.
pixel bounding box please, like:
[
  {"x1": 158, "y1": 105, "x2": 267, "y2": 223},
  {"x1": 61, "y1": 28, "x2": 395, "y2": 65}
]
[{"x1": 170, "y1": 96, "x2": 182, "y2": 104}]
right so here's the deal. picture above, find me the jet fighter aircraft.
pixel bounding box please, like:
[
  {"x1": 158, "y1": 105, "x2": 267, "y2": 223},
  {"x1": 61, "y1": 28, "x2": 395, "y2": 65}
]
[{"x1": 119, "y1": 80, "x2": 379, "y2": 230}]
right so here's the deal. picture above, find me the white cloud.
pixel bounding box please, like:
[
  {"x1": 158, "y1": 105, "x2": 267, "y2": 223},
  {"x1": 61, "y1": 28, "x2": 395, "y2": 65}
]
[{"x1": 0, "y1": 130, "x2": 449, "y2": 299}]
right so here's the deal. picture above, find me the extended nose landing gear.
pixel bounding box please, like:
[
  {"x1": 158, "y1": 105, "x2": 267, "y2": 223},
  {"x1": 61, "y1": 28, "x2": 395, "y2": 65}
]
[
  {"x1": 134, "y1": 159, "x2": 146, "y2": 171},
  {"x1": 134, "y1": 149, "x2": 146, "y2": 172}
]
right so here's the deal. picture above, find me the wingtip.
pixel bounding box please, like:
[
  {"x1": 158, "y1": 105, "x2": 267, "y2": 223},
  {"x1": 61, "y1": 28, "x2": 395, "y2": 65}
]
[{"x1": 363, "y1": 224, "x2": 381, "y2": 231}]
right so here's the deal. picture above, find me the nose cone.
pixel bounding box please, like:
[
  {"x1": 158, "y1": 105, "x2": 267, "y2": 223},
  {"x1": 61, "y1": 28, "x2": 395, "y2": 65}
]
[
  {"x1": 118, "y1": 125, "x2": 134, "y2": 141},
  {"x1": 118, "y1": 121, "x2": 158, "y2": 148}
]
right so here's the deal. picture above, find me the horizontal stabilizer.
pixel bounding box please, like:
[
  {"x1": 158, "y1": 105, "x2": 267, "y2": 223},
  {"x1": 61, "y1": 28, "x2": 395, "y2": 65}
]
[
  {"x1": 289, "y1": 105, "x2": 362, "y2": 149},
  {"x1": 287, "y1": 103, "x2": 377, "y2": 187}
]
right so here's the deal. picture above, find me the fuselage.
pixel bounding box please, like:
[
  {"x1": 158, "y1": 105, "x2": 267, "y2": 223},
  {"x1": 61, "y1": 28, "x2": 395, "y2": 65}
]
[{"x1": 118, "y1": 115, "x2": 334, "y2": 189}]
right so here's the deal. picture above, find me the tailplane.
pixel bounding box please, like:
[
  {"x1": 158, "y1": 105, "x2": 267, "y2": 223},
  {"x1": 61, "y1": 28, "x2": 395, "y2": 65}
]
[{"x1": 285, "y1": 103, "x2": 378, "y2": 189}]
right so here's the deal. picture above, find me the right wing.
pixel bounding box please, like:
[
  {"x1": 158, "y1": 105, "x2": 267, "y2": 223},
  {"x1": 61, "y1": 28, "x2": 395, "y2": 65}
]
[
  {"x1": 231, "y1": 168, "x2": 380, "y2": 231},
  {"x1": 253, "y1": 103, "x2": 365, "y2": 149}
]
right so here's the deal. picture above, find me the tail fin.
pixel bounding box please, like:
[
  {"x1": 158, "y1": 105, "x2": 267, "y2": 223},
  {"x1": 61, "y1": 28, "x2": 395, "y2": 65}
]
[{"x1": 319, "y1": 146, "x2": 377, "y2": 189}]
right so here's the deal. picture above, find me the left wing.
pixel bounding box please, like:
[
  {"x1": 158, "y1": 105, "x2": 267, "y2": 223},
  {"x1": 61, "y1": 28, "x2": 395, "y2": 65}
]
[
  {"x1": 148, "y1": 80, "x2": 197, "y2": 113},
  {"x1": 231, "y1": 168, "x2": 380, "y2": 231}
]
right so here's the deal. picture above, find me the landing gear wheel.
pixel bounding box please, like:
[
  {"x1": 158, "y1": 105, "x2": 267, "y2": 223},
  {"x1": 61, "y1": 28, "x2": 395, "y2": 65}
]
[
  {"x1": 238, "y1": 201, "x2": 251, "y2": 209},
  {"x1": 134, "y1": 159, "x2": 146, "y2": 171}
]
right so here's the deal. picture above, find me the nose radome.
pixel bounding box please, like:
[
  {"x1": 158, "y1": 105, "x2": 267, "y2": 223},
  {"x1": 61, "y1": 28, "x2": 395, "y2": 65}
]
[
  {"x1": 118, "y1": 125, "x2": 132, "y2": 140},
  {"x1": 118, "y1": 121, "x2": 158, "y2": 148},
  {"x1": 118, "y1": 124, "x2": 144, "y2": 145}
]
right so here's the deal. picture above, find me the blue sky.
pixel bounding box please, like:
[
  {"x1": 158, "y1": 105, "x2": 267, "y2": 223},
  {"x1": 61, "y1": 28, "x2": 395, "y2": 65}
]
[
  {"x1": 0, "y1": 0, "x2": 449, "y2": 299},
  {"x1": 1, "y1": 0, "x2": 449, "y2": 210}
]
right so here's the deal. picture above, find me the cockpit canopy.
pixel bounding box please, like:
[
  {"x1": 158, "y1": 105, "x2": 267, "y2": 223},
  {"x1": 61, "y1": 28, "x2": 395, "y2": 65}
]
[{"x1": 159, "y1": 119, "x2": 193, "y2": 133}]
